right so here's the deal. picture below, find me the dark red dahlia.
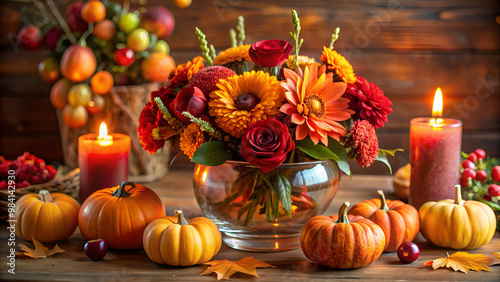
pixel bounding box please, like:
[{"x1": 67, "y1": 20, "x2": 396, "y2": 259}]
[
  {"x1": 187, "y1": 66, "x2": 236, "y2": 98},
  {"x1": 348, "y1": 119, "x2": 379, "y2": 167},
  {"x1": 344, "y1": 76, "x2": 392, "y2": 129}
]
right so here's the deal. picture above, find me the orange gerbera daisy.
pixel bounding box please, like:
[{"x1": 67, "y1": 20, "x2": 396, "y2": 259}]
[
  {"x1": 168, "y1": 56, "x2": 204, "y2": 90},
  {"x1": 280, "y1": 64, "x2": 354, "y2": 146},
  {"x1": 180, "y1": 123, "x2": 205, "y2": 159},
  {"x1": 209, "y1": 71, "x2": 283, "y2": 138},
  {"x1": 320, "y1": 46, "x2": 356, "y2": 84},
  {"x1": 214, "y1": 45, "x2": 252, "y2": 65}
]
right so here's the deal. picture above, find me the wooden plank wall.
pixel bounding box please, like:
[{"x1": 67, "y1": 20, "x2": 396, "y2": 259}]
[{"x1": 0, "y1": 0, "x2": 499, "y2": 174}]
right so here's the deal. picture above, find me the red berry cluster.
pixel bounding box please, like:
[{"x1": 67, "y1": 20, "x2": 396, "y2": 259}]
[
  {"x1": 460, "y1": 149, "x2": 500, "y2": 201},
  {"x1": 0, "y1": 152, "x2": 56, "y2": 189}
]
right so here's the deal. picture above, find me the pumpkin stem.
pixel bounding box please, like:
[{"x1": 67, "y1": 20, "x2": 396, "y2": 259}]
[
  {"x1": 377, "y1": 190, "x2": 390, "y2": 212},
  {"x1": 39, "y1": 190, "x2": 52, "y2": 202},
  {"x1": 335, "y1": 201, "x2": 350, "y2": 224},
  {"x1": 112, "y1": 182, "x2": 134, "y2": 198},
  {"x1": 454, "y1": 185, "x2": 464, "y2": 205},
  {"x1": 175, "y1": 210, "x2": 189, "y2": 226}
]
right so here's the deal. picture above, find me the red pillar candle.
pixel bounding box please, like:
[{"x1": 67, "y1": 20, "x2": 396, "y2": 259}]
[
  {"x1": 409, "y1": 88, "x2": 462, "y2": 209},
  {"x1": 78, "y1": 123, "x2": 131, "y2": 202}
]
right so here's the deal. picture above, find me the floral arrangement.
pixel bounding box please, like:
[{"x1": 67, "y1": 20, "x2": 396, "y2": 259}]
[
  {"x1": 138, "y1": 11, "x2": 399, "y2": 222},
  {"x1": 16, "y1": 0, "x2": 176, "y2": 128}
]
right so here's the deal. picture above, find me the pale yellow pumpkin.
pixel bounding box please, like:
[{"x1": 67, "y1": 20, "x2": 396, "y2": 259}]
[
  {"x1": 419, "y1": 185, "x2": 496, "y2": 249},
  {"x1": 143, "y1": 210, "x2": 221, "y2": 266}
]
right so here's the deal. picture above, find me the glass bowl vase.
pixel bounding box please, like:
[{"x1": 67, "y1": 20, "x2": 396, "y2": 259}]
[{"x1": 193, "y1": 160, "x2": 340, "y2": 252}]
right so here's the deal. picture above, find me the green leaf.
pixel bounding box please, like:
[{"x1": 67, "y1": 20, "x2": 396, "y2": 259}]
[
  {"x1": 480, "y1": 199, "x2": 500, "y2": 211},
  {"x1": 191, "y1": 141, "x2": 232, "y2": 166},
  {"x1": 295, "y1": 139, "x2": 339, "y2": 161},
  {"x1": 274, "y1": 175, "x2": 292, "y2": 217},
  {"x1": 375, "y1": 152, "x2": 392, "y2": 174},
  {"x1": 328, "y1": 138, "x2": 350, "y2": 176},
  {"x1": 379, "y1": 148, "x2": 404, "y2": 157}
]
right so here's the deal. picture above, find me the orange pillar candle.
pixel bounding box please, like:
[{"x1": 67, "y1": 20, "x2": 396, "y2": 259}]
[
  {"x1": 409, "y1": 88, "x2": 462, "y2": 209},
  {"x1": 78, "y1": 122, "x2": 131, "y2": 202}
]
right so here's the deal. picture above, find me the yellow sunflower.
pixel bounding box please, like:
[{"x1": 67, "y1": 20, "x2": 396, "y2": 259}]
[
  {"x1": 285, "y1": 55, "x2": 316, "y2": 71},
  {"x1": 320, "y1": 46, "x2": 356, "y2": 84},
  {"x1": 180, "y1": 123, "x2": 205, "y2": 159},
  {"x1": 214, "y1": 45, "x2": 252, "y2": 65},
  {"x1": 209, "y1": 71, "x2": 283, "y2": 138}
]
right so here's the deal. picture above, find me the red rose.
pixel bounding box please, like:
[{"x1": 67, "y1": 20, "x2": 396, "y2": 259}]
[
  {"x1": 249, "y1": 40, "x2": 293, "y2": 68},
  {"x1": 173, "y1": 86, "x2": 209, "y2": 124},
  {"x1": 240, "y1": 118, "x2": 295, "y2": 173}
]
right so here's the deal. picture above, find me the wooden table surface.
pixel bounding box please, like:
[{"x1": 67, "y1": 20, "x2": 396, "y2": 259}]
[{"x1": 1, "y1": 168, "x2": 499, "y2": 281}]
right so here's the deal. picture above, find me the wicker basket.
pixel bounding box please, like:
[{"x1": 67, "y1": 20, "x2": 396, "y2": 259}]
[
  {"x1": 56, "y1": 83, "x2": 170, "y2": 183},
  {"x1": 0, "y1": 168, "x2": 80, "y2": 220}
]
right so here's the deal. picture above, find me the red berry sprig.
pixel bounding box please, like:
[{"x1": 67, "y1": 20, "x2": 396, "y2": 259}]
[{"x1": 0, "y1": 152, "x2": 56, "y2": 190}]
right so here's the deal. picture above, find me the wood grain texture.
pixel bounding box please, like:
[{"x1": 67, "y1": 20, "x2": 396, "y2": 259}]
[
  {"x1": 0, "y1": 170, "x2": 498, "y2": 281},
  {"x1": 0, "y1": 0, "x2": 498, "y2": 169}
]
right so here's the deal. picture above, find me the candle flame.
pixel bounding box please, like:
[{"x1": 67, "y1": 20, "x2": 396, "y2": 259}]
[
  {"x1": 98, "y1": 122, "x2": 108, "y2": 139},
  {"x1": 432, "y1": 88, "x2": 443, "y2": 118}
]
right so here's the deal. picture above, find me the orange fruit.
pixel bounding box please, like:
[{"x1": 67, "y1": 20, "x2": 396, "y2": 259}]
[
  {"x1": 81, "y1": 0, "x2": 106, "y2": 23},
  {"x1": 175, "y1": 0, "x2": 192, "y2": 8},
  {"x1": 93, "y1": 19, "x2": 116, "y2": 41},
  {"x1": 141, "y1": 53, "x2": 175, "y2": 82},
  {"x1": 91, "y1": 71, "x2": 114, "y2": 94},
  {"x1": 86, "y1": 94, "x2": 105, "y2": 114}
]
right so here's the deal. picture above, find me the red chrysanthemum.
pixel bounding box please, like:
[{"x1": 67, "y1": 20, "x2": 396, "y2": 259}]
[
  {"x1": 343, "y1": 76, "x2": 392, "y2": 129},
  {"x1": 168, "y1": 56, "x2": 204, "y2": 91},
  {"x1": 349, "y1": 119, "x2": 379, "y2": 167}
]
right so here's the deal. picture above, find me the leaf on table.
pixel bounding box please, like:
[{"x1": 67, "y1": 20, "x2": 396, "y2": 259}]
[
  {"x1": 15, "y1": 238, "x2": 65, "y2": 259},
  {"x1": 423, "y1": 251, "x2": 492, "y2": 273},
  {"x1": 491, "y1": 252, "x2": 500, "y2": 266},
  {"x1": 201, "y1": 257, "x2": 276, "y2": 280}
]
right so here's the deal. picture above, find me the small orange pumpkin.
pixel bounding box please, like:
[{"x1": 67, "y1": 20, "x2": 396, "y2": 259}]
[
  {"x1": 143, "y1": 210, "x2": 222, "y2": 266},
  {"x1": 15, "y1": 190, "x2": 80, "y2": 242},
  {"x1": 60, "y1": 45, "x2": 96, "y2": 83},
  {"x1": 300, "y1": 202, "x2": 385, "y2": 269},
  {"x1": 348, "y1": 190, "x2": 420, "y2": 252},
  {"x1": 78, "y1": 181, "x2": 165, "y2": 250}
]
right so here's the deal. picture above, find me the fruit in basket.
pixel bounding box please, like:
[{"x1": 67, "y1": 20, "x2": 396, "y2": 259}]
[
  {"x1": 175, "y1": 0, "x2": 192, "y2": 9},
  {"x1": 66, "y1": 1, "x2": 88, "y2": 33},
  {"x1": 397, "y1": 242, "x2": 420, "y2": 264},
  {"x1": 68, "y1": 84, "x2": 92, "y2": 107},
  {"x1": 15, "y1": 190, "x2": 80, "y2": 242},
  {"x1": 93, "y1": 19, "x2": 116, "y2": 41},
  {"x1": 62, "y1": 104, "x2": 88, "y2": 128},
  {"x1": 348, "y1": 190, "x2": 419, "y2": 252},
  {"x1": 81, "y1": 0, "x2": 106, "y2": 23},
  {"x1": 38, "y1": 57, "x2": 61, "y2": 84},
  {"x1": 78, "y1": 181, "x2": 165, "y2": 250},
  {"x1": 84, "y1": 239, "x2": 108, "y2": 261},
  {"x1": 492, "y1": 165, "x2": 500, "y2": 182},
  {"x1": 86, "y1": 94, "x2": 105, "y2": 114},
  {"x1": 143, "y1": 210, "x2": 222, "y2": 266},
  {"x1": 44, "y1": 27, "x2": 64, "y2": 51},
  {"x1": 50, "y1": 79, "x2": 72, "y2": 109},
  {"x1": 91, "y1": 71, "x2": 113, "y2": 94},
  {"x1": 300, "y1": 202, "x2": 385, "y2": 269},
  {"x1": 118, "y1": 12, "x2": 140, "y2": 34},
  {"x1": 140, "y1": 52, "x2": 175, "y2": 82},
  {"x1": 153, "y1": 40, "x2": 170, "y2": 54},
  {"x1": 419, "y1": 185, "x2": 496, "y2": 249},
  {"x1": 140, "y1": 6, "x2": 175, "y2": 39},
  {"x1": 126, "y1": 28, "x2": 150, "y2": 52},
  {"x1": 17, "y1": 25, "x2": 42, "y2": 51},
  {"x1": 60, "y1": 45, "x2": 97, "y2": 83},
  {"x1": 115, "y1": 47, "x2": 135, "y2": 66}
]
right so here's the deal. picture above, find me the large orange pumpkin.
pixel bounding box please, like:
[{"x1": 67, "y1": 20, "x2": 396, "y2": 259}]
[
  {"x1": 78, "y1": 181, "x2": 165, "y2": 250},
  {"x1": 60, "y1": 45, "x2": 96, "y2": 82},
  {"x1": 143, "y1": 210, "x2": 222, "y2": 266},
  {"x1": 15, "y1": 190, "x2": 80, "y2": 243},
  {"x1": 300, "y1": 202, "x2": 385, "y2": 269},
  {"x1": 348, "y1": 190, "x2": 420, "y2": 252},
  {"x1": 419, "y1": 185, "x2": 495, "y2": 249}
]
